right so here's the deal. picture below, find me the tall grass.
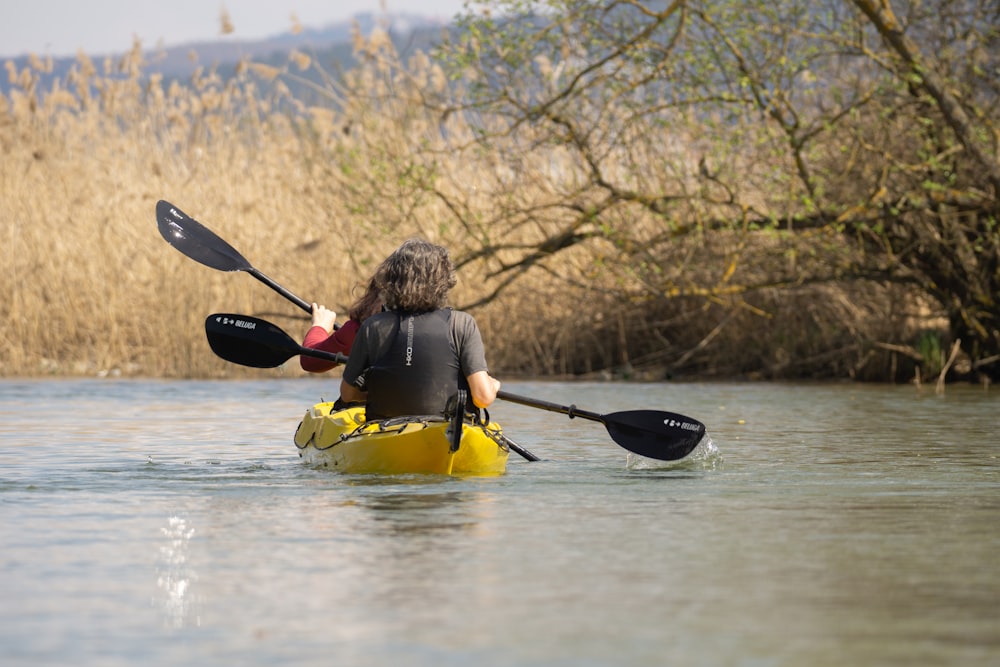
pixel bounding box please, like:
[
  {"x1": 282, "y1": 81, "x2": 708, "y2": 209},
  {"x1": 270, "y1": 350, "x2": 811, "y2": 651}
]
[
  {"x1": 1, "y1": 35, "x2": 545, "y2": 378},
  {"x1": 1, "y1": 31, "x2": 946, "y2": 381},
  {"x1": 2, "y1": 43, "x2": 364, "y2": 377}
]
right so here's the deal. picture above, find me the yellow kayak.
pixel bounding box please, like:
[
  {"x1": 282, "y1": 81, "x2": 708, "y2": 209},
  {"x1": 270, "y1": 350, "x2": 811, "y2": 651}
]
[{"x1": 293, "y1": 403, "x2": 510, "y2": 475}]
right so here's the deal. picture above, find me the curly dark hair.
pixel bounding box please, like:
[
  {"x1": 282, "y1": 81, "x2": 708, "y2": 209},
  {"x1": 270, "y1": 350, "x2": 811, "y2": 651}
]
[{"x1": 372, "y1": 238, "x2": 457, "y2": 313}]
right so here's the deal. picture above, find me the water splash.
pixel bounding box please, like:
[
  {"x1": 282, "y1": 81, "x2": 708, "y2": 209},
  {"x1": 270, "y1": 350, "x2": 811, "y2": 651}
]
[{"x1": 625, "y1": 434, "x2": 724, "y2": 471}]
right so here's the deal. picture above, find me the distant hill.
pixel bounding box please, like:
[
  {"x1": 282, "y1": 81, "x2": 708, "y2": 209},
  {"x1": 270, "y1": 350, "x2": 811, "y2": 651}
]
[
  {"x1": 143, "y1": 12, "x2": 447, "y2": 74},
  {"x1": 1, "y1": 12, "x2": 454, "y2": 96}
]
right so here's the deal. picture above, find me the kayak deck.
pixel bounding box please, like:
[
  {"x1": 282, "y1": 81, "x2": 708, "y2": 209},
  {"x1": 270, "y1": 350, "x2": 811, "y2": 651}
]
[{"x1": 293, "y1": 403, "x2": 510, "y2": 475}]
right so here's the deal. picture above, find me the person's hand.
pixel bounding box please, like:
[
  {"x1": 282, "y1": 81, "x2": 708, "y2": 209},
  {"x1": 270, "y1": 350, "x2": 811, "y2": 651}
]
[{"x1": 311, "y1": 303, "x2": 338, "y2": 334}]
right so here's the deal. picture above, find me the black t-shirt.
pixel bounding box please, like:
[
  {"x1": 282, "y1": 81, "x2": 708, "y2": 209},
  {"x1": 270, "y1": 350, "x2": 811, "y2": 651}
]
[{"x1": 342, "y1": 308, "x2": 489, "y2": 419}]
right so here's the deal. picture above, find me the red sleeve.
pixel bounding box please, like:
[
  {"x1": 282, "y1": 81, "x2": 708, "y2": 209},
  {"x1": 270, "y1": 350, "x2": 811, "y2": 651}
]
[{"x1": 300, "y1": 319, "x2": 360, "y2": 372}]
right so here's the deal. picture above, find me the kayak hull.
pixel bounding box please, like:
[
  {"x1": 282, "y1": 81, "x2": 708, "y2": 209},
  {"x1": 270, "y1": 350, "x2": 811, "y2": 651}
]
[{"x1": 293, "y1": 403, "x2": 510, "y2": 475}]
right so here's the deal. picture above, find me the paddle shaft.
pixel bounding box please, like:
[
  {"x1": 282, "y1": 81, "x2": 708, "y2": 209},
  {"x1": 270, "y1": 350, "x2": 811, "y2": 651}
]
[
  {"x1": 247, "y1": 267, "x2": 312, "y2": 314},
  {"x1": 498, "y1": 434, "x2": 541, "y2": 462},
  {"x1": 497, "y1": 391, "x2": 604, "y2": 423},
  {"x1": 294, "y1": 344, "x2": 343, "y2": 365}
]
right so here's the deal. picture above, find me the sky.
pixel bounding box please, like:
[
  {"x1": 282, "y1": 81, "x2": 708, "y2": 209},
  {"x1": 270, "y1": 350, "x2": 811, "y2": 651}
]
[{"x1": 0, "y1": 0, "x2": 473, "y2": 59}]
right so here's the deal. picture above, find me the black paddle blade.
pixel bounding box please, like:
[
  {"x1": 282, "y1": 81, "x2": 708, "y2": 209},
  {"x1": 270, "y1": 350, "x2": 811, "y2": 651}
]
[
  {"x1": 205, "y1": 313, "x2": 299, "y2": 368},
  {"x1": 157, "y1": 200, "x2": 251, "y2": 273},
  {"x1": 602, "y1": 410, "x2": 707, "y2": 461}
]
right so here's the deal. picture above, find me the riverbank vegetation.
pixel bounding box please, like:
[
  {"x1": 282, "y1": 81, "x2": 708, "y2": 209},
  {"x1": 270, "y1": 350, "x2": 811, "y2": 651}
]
[{"x1": 2, "y1": 0, "x2": 997, "y2": 386}]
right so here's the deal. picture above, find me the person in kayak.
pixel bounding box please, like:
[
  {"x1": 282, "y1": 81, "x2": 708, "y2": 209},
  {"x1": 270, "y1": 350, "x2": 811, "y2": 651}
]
[
  {"x1": 299, "y1": 280, "x2": 381, "y2": 373},
  {"x1": 339, "y1": 238, "x2": 501, "y2": 420}
]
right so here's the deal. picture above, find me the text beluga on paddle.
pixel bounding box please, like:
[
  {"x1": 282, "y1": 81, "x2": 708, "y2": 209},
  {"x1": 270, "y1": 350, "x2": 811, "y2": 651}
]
[
  {"x1": 215, "y1": 315, "x2": 256, "y2": 330},
  {"x1": 666, "y1": 418, "x2": 703, "y2": 432}
]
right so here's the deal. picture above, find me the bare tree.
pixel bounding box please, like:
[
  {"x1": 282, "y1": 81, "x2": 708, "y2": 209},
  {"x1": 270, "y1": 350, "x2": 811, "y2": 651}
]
[{"x1": 415, "y1": 0, "x2": 999, "y2": 379}]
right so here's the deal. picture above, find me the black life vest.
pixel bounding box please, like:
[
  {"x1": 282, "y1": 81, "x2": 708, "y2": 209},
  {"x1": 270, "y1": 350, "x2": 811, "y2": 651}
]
[{"x1": 363, "y1": 310, "x2": 469, "y2": 420}]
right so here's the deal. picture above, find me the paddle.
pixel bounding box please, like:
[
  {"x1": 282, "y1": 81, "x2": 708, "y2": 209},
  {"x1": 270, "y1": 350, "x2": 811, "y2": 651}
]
[
  {"x1": 156, "y1": 200, "x2": 316, "y2": 315},
  {"x1": 204, "y1": 313, "x2": 540, "y2": 462},
  {"x1": 205, "y1": 313, "x2": 705, "y2": 462},
  {"x1": 205, "y1": 313, "x2": 348, "y2": 369},
  {"x1": 496, "y1": 391, "x2": 706, "y2": 462}
]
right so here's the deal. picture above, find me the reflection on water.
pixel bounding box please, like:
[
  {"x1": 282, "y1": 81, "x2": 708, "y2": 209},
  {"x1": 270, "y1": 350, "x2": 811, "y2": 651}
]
[
  {"x1": 364, "y1": 491, "x2": 480, "y2": 529},
  {"x1": 340, "y1": 478, "x2": 500, "y2": 535},
  {"x1": 155, "y1": 517, "x2": 199, "y2": 629}
]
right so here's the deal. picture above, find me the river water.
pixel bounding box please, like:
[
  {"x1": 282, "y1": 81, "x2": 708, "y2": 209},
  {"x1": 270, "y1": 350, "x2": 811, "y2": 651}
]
[{"x1": 0, "y1": 378, "x2": 997, "y2": 666}]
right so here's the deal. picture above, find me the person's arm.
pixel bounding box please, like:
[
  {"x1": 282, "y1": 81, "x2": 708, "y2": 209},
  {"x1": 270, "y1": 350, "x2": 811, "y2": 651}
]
[
  {"x1": 300, "y1": 306, "x2": 359, "y2": 372},
  {"x1": 467, "y1": 370, "x2": 500, "y2": 408},
  {"x1": 452, "y1": 311, "x2": 499, "y2": 408},
  {"x1": 339, "y1": 379, "x2": 366, "y2": 404}
]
